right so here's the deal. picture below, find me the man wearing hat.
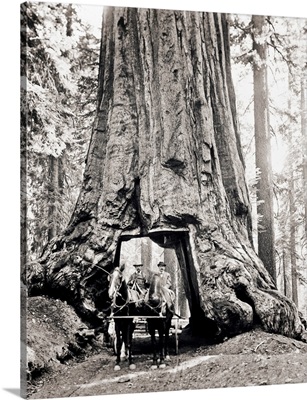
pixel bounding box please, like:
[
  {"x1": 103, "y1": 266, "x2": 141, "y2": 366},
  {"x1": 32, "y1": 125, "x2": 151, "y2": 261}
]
[
  {"x1": 157, "y1": 261, "x2": 172, "y2": 288},
  {"x1": 157, "y1": 261, "x2": 175, "y2": 311},
  {"x1": 129, "y1": 264, "x2": 149, "y2": 296}
]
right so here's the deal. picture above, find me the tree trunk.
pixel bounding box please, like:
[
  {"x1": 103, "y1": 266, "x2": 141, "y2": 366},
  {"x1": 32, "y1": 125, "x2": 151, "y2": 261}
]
[
  {"x1": 287, "y1": 71, "x2": 299, "y2": 307},
  {"x1": 47, "y1": 156, "x2": 56, "y2": 241},
  {"x1": 141, "y1": 237, "x2": 152, "y2": 268},
  {"x1": 301, "y1": 74, "x2": 307, "y2": 238},
  {"x1": 47, "y1": 155, "x2": 65, "y2": 241},
  {"x1": 282, "y1": 249, "x2": 289, "y2": 298},
  {"x1": 289, "y1": 177, "x2": 298, "y2": 305},
  {"x1": 21, "y1": 135, "x2": 27, "y2": 276},
  {"x1": 251, "y1": 15, "x2": 276, "y2": 284},
  {"x1": 26, "y1": 7, "x2": 306, "y2": 340}
]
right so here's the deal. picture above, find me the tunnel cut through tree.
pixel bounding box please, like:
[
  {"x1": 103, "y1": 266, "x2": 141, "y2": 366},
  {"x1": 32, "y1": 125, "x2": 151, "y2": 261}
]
[
  {"x1": 118, "y1": 235, "x2": 190, "y2": 321},
  {"x1": 26, "y1": 6, "x2": 306, "y2": 341}
]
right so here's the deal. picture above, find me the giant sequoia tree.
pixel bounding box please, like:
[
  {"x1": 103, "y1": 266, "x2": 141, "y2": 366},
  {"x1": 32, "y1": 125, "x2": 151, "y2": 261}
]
[{"x1": 26, "y1": 7, "x2": 306, "y2": 340}]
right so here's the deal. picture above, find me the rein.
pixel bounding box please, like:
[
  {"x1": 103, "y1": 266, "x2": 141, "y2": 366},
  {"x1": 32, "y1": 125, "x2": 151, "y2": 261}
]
[
  {"x1": 93, "y1": 264, "x2": 111, "y2": 275},
  {"x1": 146, "y1": 300, "x2": 164, "y2": 314}
]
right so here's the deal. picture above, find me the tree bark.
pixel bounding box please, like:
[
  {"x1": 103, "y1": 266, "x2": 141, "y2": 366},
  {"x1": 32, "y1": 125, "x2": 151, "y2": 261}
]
[
  {"x1": 282, "y1": 249, "x2": 289, "y2": 298},
  {"x1": 287, "y1": 71, "x2": 299, "y2": 307},
  {"x1": 47, "y1": 156, "x2": 62, "y2": 241},
  {"x1": 289, "y1": 177, "x2": 298, "y2": 305},
  {"x1": 141, "y1": 237, "x2": 152, "y2": 268},
  {"x1": 251, "y1": 15, "x2": 276, "y2": 284},
  {"x1": 301, "y1": 73, "x2": 307, "y2": 238},
  {"x1": 26, "y1": 7, "x2": 306, "y2": 340},
  {"x1": 287, "y1": 70, "x2": 299, "y2": 307},
  {"x1": 47, "y1": 156, "x2": 57, "y2": 241}
]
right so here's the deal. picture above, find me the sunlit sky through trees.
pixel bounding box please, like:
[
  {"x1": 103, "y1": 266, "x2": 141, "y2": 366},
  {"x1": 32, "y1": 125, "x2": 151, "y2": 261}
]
[{"x1": 77, "y1": 3, "x2": 103, "y2": 36}]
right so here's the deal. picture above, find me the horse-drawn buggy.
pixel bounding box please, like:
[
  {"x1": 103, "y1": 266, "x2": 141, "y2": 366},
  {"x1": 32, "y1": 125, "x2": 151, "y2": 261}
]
[{"x1": 107, "y1": 263, "x2": 181, "y2": 371}]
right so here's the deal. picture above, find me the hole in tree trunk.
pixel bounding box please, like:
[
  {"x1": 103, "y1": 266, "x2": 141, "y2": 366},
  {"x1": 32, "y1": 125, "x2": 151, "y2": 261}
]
[
  {"x1": 117, "y1": 230, "x2": 219, "y2": 338},
  {"x1": 118, "y1": 234, "x2": 190, "y2": 322}
]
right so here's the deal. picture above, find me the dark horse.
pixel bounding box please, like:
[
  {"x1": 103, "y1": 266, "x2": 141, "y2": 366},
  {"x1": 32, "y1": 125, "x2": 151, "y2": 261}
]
[
  {"x1": 108, "y1": 266, "x2": 136, "y2": 371},
  {"x1": 145, "y1": 273, "x2": 174, "y2": 369}
]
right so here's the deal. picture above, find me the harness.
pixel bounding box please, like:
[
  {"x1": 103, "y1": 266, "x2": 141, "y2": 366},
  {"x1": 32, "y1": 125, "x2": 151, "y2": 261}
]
[
  {"x1": 109, "y1": 268, "x2": 176, "y2": 318},
  {"x1": 109, "y1": 271, "x2": 131, "y2": 316}
]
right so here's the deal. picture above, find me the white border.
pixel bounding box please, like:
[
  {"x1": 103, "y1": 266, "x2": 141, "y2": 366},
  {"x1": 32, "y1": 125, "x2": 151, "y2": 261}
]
[{"x1": 1, "y1": 1, "x2": 306, "y2": 400}]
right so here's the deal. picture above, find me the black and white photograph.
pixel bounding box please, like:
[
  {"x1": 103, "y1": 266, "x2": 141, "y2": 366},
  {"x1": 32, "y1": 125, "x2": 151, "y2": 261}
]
[{"x1": 3, "y1": 0, "x2": 307, "y2": 399}]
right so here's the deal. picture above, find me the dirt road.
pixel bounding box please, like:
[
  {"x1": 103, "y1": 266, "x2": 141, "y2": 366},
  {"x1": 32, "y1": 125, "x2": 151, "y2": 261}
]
[{"x1": 28, "y1": 329, "x2": 307, "y2": 399}]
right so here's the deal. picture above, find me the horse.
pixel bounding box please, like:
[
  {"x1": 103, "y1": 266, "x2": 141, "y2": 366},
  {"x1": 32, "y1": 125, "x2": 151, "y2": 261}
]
[
  {"x1": 108, "y1": 266, "x2": 136, "y2": 371},
  {"x1": 144, "y1": 272, "x2": 174, "y2": 369}
]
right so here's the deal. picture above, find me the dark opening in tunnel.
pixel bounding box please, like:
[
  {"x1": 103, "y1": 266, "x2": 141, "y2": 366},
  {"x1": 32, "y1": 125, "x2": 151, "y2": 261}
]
[{"x1": 115, "y1": 229, "x2": 219, "y2": 338}]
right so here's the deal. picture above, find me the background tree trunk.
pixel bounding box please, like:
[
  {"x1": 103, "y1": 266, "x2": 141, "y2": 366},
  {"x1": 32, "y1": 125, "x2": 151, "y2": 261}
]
[
  {"x1": 289, "y1": 178, "x2": 298, "y2": 305},
  {"x1": 287, "y1": 72, "x2": 299, "y2": 306},
  {"x1": 251, "y1": 15, "x2": 277, "y2": 284},
  {"x1": 301, "y1": 73, "x2": 307, "y2": 239},
  {"x1": 26, "y1": 7, "x2": 306, "y2": 340},
  {"x1": 282, "y1": 249, "x2": 289, "y2": 298},
  {"x1": 141, "y1": 237, "x2": 152, "y2": 268},
  {"x1": 47, "y1": 155, "x2": 64, "y2": 241},
  {"x1": 47, "y1": 156, "x2": 58, "y2": 241}
]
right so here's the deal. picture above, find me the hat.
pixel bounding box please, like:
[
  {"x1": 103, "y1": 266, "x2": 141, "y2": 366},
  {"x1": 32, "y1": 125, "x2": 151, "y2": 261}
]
[{"x1": 157, "y1": 261, "x2": 166, "y2": 267}]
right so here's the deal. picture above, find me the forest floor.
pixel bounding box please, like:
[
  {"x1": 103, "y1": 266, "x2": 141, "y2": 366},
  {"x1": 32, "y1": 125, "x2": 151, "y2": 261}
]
[{"x1": 26, "y1": 296, "x2": 307, "y2": 399}]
